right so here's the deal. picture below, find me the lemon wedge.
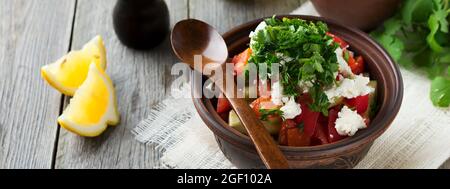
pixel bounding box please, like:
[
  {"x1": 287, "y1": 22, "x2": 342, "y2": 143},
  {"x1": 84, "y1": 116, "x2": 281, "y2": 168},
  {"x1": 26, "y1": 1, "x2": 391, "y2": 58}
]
[
  {"x1": 58, "y1": 63, "x2": 119, "y2": 137},
  {"x1": 41, "y1": 35, "x2": 107, "y2": 96}
]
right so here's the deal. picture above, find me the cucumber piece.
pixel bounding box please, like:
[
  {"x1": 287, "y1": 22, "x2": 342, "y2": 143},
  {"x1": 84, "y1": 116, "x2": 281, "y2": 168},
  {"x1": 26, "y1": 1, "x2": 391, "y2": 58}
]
[
  {"x1": 228, "y1": 110, "x2": 281, "y2": 135},
  {"x1": 364, "y1": 80, "x2": 378, "y2": 118},
  {"x1": 229, "y1": 110, "x2": 247, "y2": 134}
]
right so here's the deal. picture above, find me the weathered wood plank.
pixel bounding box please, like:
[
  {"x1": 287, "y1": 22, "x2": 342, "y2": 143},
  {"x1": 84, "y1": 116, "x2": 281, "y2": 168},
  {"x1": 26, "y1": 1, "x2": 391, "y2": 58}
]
[
  {"x1": 440, "y1": 159, "x2": 450, "y2": 169},
  {"x1": 55, "y1": 0, "x2": 188, "y2": 169},
  {"x1": 55, "y1": 0, "x2": 306, "y2": 169},
  {"x1": 0, "y1": 0, "x2": 76, "y2": 168},
  {"x1": 189, "y1": 0, "x2": 307, "y2": 34}
]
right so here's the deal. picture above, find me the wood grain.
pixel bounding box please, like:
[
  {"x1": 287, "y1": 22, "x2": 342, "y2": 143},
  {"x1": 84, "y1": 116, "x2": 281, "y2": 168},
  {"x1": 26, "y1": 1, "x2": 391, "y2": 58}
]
[
  {"x1": 0, "y1": 0, "x2": 76, "y2": 168},
  {"x1": 0, "y1": 0, "x2": 447, "y2": 169},
  {"x1": 54, "y1": 0, "x2": 188, "y2": 169},
  {"x1": 187, "y1": 0, "x2": 306, "y2": 169},
  {"x1": 216, "y1": 64, "x2": 289, "y2": 169},
  {"x1": 55, "y1": 0, "x2": 305, "y2": 169}
]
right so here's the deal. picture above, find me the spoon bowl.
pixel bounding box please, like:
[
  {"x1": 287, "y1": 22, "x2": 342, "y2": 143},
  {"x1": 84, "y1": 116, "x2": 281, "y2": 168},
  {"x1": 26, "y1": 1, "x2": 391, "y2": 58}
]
[{"x1": 171, "y1": 19, "x2": 228, "y2": 69}]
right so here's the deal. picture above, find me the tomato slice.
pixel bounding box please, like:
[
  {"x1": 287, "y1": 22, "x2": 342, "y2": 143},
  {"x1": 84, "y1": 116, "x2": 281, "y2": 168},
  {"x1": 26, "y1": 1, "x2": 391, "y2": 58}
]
[
  {"x1": 326, "y1": 32, "x2": 349, "y2": 49},
  {"x1": 314, "y1": 115, "x2": 329, "y2": 145},
  {"x1": 327, "y1": 107, "x2": 346, "y2": 143},
  {"x1": 347, "y1": 55, "x2": 365, "y2": 75},
  {"x1": 303, "y1": 112, "x2": 321, "y2": 138},
  {"x1": 345, "y1": 94, "x2": 369, "y2": 114},
  {"x1": 279, "y1": 119, "x2": 311, "y2": 147},
  {"x1": 293, "y1": 110, "x2": 304, "y2": 125},
  {"x1": 278, "y1": 121, "x2": 288, "y2": 145},
  {"x1": 250, "y1": 96, "x2": 280, "y2": 117},
  {"x1": 355, "y1": 56, "x2": 365, "y2": 74},
  {"x1": 218, "y1": 112, "x2": 229, "y2": 122},
  {"x1": 218, "y1": 48, "x2": 252, "y2": 115},
  {"x1": 346, "y1": 95, "x2": 371, "y2": 126},
  {"x1": 293, "y1": 99, "x2": 331, "y2": 145},
  {"x1": 231, "y1": 48, "x2": 252, "y2": 75},
  {"x1": 293, "y1": 102, "x2": 321, "y2": 138},
  {"x1": 297, "y1": 93, "x2": 313, "y2": 104},
  {"x1": 216, "y1": 93, "x2": 231, "y2": 114},
  {"x1": 326, "y1": 32, "x2": 365, "y2": 74},
  {"x1": 295, "y1": 112, "x2": 328, "y2": 146}
]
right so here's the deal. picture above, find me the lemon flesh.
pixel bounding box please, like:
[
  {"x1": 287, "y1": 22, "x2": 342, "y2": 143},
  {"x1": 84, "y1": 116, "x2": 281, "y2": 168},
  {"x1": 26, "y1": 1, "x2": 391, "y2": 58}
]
[
  {"x1": 41, "y1": 35, "x2": 106, "y2": 96},
  {"x1": 58, "y1": 63, "x2": 119, "y2": 137}
]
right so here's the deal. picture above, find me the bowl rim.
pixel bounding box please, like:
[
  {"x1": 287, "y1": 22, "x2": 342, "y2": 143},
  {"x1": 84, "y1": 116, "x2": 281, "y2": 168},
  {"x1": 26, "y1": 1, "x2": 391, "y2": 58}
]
[{"x1": 191, "y1": 15, "x2": 404, "y2": 158}]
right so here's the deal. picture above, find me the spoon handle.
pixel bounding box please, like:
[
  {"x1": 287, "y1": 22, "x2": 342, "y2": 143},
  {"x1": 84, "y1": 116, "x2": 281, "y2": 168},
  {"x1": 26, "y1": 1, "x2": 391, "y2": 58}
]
[{"x1": 214, "y1": 64, "x2": 290, "y2": 169}]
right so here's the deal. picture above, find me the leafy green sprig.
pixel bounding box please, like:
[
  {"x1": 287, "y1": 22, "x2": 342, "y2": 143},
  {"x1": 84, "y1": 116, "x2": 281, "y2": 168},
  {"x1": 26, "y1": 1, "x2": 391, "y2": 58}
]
[
  {"x1": 249, "y1": 17, "x2": 339, "y2": 115},
  {"x1": 371, "y1": 0, "x2": 450, "y2": 107},
  {"x1": 259, "y1": 109, "x2": 283, "y2": 121}
]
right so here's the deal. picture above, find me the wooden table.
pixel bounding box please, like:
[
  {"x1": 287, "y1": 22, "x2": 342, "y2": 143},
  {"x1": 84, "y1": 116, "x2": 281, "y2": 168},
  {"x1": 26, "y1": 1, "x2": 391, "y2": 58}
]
[
  {"x1": 0, "y1": 0, "x2": 310, "y2": 169},
  {"x1": 1, "y1": 0, "x2": 449, "y2": 169}
]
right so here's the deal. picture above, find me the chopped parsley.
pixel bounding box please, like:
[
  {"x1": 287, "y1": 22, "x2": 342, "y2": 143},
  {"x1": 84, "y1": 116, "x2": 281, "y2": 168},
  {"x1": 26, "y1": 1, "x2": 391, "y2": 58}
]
[
  {"x1": 259, "y1": 109, "x2": 283, "y2": 121},
  {"x1": 249, "y1": 17, "x2": 339, "y2": 115}
]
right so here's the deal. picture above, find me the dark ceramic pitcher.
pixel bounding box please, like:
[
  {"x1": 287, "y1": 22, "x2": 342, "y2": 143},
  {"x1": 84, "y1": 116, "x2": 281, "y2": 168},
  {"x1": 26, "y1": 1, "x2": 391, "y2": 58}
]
[{"x1": 113, "y1": 0, "x2": 170, "y2": 49}]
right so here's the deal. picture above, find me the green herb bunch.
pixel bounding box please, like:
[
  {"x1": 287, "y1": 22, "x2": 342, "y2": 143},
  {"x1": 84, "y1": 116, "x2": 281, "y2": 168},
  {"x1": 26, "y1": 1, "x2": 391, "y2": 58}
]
[
  {"x1": 249, "y1": 17, "x2": 339, "y2": 115},
  {"x1": 371, "y1": 0, "x2": 450, "y2": 107}
]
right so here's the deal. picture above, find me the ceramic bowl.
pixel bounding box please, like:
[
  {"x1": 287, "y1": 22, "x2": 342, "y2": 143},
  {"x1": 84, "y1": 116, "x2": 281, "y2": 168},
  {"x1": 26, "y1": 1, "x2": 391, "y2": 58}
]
[
  {"x1": 191, "y1": 15, "x2": 403, "y2": 169},
  {"x1": 311, "y1": 0, "x2": 402, "y2": 31}
]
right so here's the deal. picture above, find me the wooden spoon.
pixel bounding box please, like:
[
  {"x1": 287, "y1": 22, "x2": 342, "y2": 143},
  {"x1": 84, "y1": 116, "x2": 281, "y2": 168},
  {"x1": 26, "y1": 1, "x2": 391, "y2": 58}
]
[{"x1": 171, "y1": 19, "x2": 289, "y2": 169}]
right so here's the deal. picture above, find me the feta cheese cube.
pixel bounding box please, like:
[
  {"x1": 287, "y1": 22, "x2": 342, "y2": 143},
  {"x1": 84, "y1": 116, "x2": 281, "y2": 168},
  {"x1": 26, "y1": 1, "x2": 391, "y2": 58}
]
[
  {"x1": 335, "y1": 106, "x2": 367, "y2": 136},
  {"x1": 280, "y1": 97, "x2": 302, "y2": 119},
  {"x1": 335, "y1": 47, "x2": 353, "y2": 77},
  {"x1": 325, "y1": 74, "x2": 375, "y2": 103}
]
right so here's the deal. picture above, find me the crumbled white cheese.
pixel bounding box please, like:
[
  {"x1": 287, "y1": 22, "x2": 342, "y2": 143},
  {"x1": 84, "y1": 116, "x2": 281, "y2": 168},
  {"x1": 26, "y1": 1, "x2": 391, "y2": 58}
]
[
  {"x1": 335, "y1": 47, "x2": 353, "y2": 77},
  {"x1": 335, "y1": 106, "x2": 367, "y2": 136},
  {"x1": 270, "y1": 81, "x2": 301, "y2": 119},
  {"x1": 281, "y1": 96, "x2": 290, "y2": 103},
  {"x1": 280, "y1": 97, "x2": 302, "y2": 119},
  {"x1": 325, "y1": 74, "x2": 374, "y2": 103},
  {"x1": 249, "y1": 21, "x2": 267, "y2": 38},
  {"x1": 271, "y1": 81, "x2": 284, "y2": 105}
]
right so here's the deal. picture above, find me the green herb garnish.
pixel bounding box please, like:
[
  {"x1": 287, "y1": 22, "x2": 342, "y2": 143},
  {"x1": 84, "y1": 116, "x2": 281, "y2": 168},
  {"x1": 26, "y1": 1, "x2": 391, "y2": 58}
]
[
  {"x1": 249, "y1": 17, "x2": 339, "y2": 115},
  {"x1": 343, "y1": 49, "x2": 350, "y2": 62},
  {"x1": 259, "y1": 109, "x2": 284, "y2": 121},
  {"x1": 431, "y1": 76, "x2": 450, "y2": 106},
  {"x1": 371, "y1": 0, "x2": 450, "y2": 107}
]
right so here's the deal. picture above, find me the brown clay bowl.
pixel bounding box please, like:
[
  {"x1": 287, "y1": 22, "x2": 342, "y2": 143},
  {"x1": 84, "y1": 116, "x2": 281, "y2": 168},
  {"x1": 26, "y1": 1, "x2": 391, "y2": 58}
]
[
  {"x1": 311, "y1": 0, "x2": 402, "y2": 31},
  {"x1": 191, "y1": 15, "x2": 403, "y2": 169}
]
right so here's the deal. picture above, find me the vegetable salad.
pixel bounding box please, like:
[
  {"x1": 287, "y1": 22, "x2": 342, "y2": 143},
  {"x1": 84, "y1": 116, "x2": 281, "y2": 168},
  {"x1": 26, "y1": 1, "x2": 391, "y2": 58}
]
[{"x1": 217, "y1": 17, "x2": 378, "y2": 147}]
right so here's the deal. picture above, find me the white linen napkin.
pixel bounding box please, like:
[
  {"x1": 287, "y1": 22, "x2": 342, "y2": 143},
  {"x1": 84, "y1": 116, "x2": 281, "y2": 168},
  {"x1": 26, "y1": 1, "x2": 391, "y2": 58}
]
[{"x1": 133, "y1": 1, "x2": 450, "y2": 169}]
